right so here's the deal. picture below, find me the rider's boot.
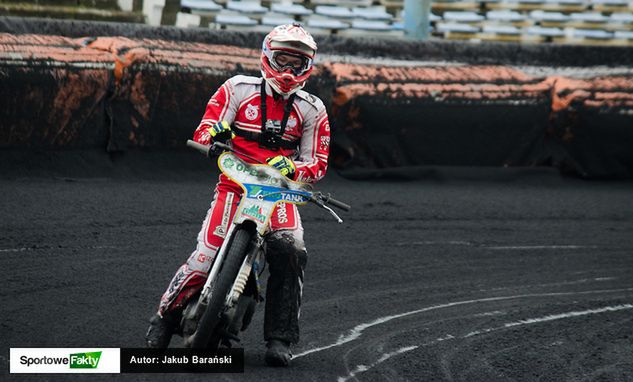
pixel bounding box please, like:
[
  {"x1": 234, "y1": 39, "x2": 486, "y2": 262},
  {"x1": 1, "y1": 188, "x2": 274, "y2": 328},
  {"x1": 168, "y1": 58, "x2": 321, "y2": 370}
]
[
  {"x1": 262, "y1": 231, "x2": 307, "y2": 367},
  {"x1": 145, "y1": 311, "x2": 179, "y2": 348},
  {"x1": 265, "y1": 339, "x2": 292, "y2": 367}
]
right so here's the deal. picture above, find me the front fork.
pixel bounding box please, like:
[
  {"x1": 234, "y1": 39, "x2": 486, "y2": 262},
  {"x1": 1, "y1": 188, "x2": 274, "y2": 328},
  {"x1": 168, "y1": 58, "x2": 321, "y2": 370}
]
[
  {"x1": 181, "y1": 224, "x2": 263, "y2": 343},
  {"x1": 194, "y1": 225, "x2": 264, "y2": 331},
  {"x1": 199, "y1": 223, "x2": 239, "y2": 305},
  {"x1": 224, "y1": 244, "x2": 265, "y2": 336}
]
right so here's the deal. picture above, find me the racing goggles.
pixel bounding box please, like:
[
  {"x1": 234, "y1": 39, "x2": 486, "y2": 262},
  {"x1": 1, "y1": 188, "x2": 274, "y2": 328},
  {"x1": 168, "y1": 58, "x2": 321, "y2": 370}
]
[{"x1": 271, "y1": 51, "x2": 311, "y2": 76}]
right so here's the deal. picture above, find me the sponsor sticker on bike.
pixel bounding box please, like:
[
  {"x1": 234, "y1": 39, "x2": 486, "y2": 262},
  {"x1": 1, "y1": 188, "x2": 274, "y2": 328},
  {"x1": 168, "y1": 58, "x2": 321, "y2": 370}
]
[
  {"x1": 280, "y1": 192, "x2": 308, "y2": 203},
  {"x1": 241, "y1": 205, "x2": 267, "y2": 224},
  {"x1": 220, "y1": 154, "x2": 283, "y2": 187},
  {"x1": 213, "y1": 192, "x2": 234, "y2": 238},
  {"x1": 243, "y1": 184, "x2": 309, "y2": 204},
  {"x1": 244, "y1": 184, "x2": 267, "y2": 200}
]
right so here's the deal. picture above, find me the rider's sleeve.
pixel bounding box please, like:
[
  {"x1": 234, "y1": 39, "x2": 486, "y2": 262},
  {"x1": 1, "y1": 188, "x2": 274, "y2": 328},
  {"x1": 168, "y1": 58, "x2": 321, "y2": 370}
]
[
  {"x1": 193, "y1": 77, "x2": 239, "y2": 144},
  {"x1": 293, "y1": 98, "x2": 330, "y2": 184}
]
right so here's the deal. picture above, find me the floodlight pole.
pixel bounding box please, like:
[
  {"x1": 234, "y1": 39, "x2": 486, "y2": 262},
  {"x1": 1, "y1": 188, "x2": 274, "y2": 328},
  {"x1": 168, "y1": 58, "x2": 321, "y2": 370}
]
[{"x1": 404, "y1": 0, "x2": 431, "y2": 40}]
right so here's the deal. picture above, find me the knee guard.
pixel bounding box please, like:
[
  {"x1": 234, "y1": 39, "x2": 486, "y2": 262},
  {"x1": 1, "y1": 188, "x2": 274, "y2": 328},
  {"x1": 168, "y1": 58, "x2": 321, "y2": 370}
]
[{"x1": 265, "y1": 230, "x2": 307, "y2": 273}]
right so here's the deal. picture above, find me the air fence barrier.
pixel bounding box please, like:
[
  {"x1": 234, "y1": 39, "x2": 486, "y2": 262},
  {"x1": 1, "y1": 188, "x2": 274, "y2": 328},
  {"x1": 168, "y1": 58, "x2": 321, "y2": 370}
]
[{"x1": 0, "y1": 17, "x2": 632, "y2": 179}]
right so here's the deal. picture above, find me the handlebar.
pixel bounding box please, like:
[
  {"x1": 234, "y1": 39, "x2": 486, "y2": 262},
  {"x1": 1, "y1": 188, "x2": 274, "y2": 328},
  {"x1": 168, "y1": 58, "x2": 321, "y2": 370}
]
[
  {"x1": 316, "y1": 193, "x2": 351, "y2": 212},
  {"x1": 186, "y1": 139, "x2": 351, "y2": 214},
  {"x1": 187, "y1": 140, "x2": 264, "y2": 164},
  {"x1": 186, "y1": 139, "x2": 212, "y2": 157}
]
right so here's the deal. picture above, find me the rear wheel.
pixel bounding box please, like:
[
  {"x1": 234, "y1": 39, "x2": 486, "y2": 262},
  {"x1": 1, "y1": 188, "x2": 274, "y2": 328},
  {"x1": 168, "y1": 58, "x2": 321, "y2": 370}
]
[{"x1": 188, "y1": 227, "x2": 254, "y2": 349}]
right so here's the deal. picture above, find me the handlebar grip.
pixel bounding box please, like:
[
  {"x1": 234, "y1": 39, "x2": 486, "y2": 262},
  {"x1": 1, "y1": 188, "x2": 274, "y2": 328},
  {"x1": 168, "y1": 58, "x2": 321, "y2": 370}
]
[
  {"x1": 186, "y1": 139, "x2": 211, "y2": 157},
  {"x1": 213, "y1": 142, "x2": 231, "y2": 152},
  {"x1": 325, "y1": 197, "x2": 351, "y2": 212}
]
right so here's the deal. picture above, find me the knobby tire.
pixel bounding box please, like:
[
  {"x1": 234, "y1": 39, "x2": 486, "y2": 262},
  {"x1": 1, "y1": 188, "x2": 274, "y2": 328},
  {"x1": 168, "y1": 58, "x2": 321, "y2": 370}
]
[{"x1": 190, "y1": 227, "x2": 253, "y2": 349}]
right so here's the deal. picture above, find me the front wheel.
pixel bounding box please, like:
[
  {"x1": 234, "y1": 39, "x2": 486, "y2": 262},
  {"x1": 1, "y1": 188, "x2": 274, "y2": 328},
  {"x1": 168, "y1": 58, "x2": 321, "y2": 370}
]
[{"x1": 188, "y1": 227, "x2": 254, "y2": 349}]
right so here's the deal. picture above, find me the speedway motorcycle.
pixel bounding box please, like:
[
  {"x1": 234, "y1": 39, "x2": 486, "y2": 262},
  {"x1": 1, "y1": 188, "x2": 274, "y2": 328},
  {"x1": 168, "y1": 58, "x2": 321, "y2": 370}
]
[{"x1": 180, "y1": 140, "x2": 350, "y2": 349}]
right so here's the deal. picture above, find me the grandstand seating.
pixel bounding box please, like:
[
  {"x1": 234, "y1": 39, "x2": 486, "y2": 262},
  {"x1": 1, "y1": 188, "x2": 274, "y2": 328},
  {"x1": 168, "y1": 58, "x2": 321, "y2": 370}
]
[
  {"x1": 175, "y1": 10, "x2": 202, "y2": 27},
  {"x1": 351, "y1": 6, "x2": 393, "y2": 20},
  {"x1": 526, "y1": 25, "x2": 566, "y2": 38},
  {"x1": 435, "y1": 22, "x2": 481, "y2": 39},
  {"x1": 432, "y1": 0, "x2": 480, "y2": 11},
  {"x1": 0, "y1": 0, "x2": 144, "y2": 23},
  {"x1": 214, "y1": 11, "x2": 258, "y2": 29},
  {"x1": 2, "y1": 0, "x2": 631, "y2": 45},
  {"x1": 159, "y1": 0, "x2": 633, "y2": 46},
  {"x1": 591, "y1": 0, "x2": 631, "y2": 12},
  {"x1": 261, "y1": 13, "x2": 296, "y2": 26},
  {"x1": 310, "y1": 0, "x2": 373, "y2": 6},
  {"x1": 487, "y1": 0, "x2": 590, "y2": 12},
  {"x1": 226, "y1": 0, "x2": 268, "y2": 17},
  {"x1": 486, "y1": 10, "x2": 531, "y2": 26},
  {"x1": 181, "y1": 0, "x2": 222, "y2": 14},
  {"x1": 339, "y1": 19, "x2": 404, "y2": 37},
  {"x1": 143, "y1": 0, "x2": 166, "y2": 26},
  {"x1": 314, "y1": 5, "x2": 355, "y2": 18},
  {"x1": 568, "y1": 11, "x2": 609, "y2": 28},
  {"x1": 443, "y1": 11, "x2": 486, "y2": 23},
  {"x1": 529, "y1": 10, "x2": 570, "y2": 27},
  {"x1": 480, "y1": 24, "x2": 523, "y2": 41},
  {"x1": 270, "y1": 2, "x2": 313, "y2": 17},
  {"x1": 615, "y1": 30, "x2": 633, "y2": 38},
  {"x1": 305, "y1": 17, "x2": 350, "y2": 34}
]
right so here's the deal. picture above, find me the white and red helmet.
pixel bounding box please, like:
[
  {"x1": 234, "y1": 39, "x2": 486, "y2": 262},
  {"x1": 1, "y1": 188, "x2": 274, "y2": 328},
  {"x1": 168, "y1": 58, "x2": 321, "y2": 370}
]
[{"x1": 261, "y1": 23, "x2": 317, "y2": 96}]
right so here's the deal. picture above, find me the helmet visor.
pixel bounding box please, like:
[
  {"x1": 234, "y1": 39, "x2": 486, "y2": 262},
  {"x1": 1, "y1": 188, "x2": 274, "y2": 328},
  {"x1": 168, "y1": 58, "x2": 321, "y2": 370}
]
[{"x1": 271, "y1": 51, "x2": 311, "y2": 76}]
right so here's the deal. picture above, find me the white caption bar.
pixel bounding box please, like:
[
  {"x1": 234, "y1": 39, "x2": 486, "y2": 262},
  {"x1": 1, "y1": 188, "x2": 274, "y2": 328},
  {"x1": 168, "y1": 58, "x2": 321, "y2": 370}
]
[{"x1": 10, "y1": 348, "x2": 121, "y2": 373}]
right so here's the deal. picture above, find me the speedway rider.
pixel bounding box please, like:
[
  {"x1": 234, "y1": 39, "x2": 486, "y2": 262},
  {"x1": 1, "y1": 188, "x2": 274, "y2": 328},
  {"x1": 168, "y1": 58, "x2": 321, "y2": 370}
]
[{"x1": 145, "y1": 23, "x2": 330, "y2": 367}]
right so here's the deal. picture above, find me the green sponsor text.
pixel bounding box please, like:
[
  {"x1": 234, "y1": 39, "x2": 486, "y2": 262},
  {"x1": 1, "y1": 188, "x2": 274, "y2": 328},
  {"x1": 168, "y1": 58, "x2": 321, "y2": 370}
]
[{"x1": 69, "y1": 351, "x2": 102, "y2": 369}]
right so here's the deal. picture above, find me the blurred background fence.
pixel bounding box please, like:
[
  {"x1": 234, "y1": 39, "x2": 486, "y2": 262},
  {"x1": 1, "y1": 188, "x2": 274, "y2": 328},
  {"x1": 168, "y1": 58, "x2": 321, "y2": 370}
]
[{"x1": 0, "y1": 1, "x2": 632, "y2": 178}]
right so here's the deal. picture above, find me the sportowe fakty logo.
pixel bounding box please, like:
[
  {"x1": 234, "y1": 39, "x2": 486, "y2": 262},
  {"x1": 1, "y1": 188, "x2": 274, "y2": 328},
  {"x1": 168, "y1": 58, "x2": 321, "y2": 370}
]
[{"x1": 20, "y1": 351, "x2": 102, "y2": 369}]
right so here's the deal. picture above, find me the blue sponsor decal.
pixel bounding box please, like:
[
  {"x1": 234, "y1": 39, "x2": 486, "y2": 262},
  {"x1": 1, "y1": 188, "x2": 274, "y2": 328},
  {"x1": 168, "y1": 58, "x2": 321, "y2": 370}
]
[
  {"x1": 278, "y1": 192, "x2": 309, "y2": 203},
  {"x1": 243, "y1": 184, "x2": 310, "y2": 204}
]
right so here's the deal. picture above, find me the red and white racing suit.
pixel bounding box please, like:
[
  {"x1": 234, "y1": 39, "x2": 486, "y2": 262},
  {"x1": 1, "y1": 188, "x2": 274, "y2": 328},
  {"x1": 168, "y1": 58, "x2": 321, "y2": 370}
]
[{"x1": 157, "y1": 75, "x2": 330, "y2": 344}]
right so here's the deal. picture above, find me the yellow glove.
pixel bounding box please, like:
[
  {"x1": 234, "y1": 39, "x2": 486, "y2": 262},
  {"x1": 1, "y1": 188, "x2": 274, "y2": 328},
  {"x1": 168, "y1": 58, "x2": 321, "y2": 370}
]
[
  {"x1": 267, "y1": 155, "x2": 296, "y2": 178},
  {"x1": 207, "y1": 120, "x2": 235, "y2": 143}
]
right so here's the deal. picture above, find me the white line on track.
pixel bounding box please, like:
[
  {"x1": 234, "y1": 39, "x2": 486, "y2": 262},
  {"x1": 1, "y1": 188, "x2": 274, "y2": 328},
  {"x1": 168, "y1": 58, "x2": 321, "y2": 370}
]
[
  {"x1": 294, "y1": 288, "x2": 633, "y2": 359},
  {"x1": 478, "y1": 277, "x2": 617, "y2": 292},
  {"x1": 0, "y1": 244, "x2": 180, "y2": 253},
  {"x1": 0, "y1": 246, "x2": 123, "y2": 253},
  {"x1": 0, "y1": 248, "x2": 28, "y2": 253},
  {"x1": 396, "y1": 240, "x2": 474, "y2": 247},
  {"x1": 395, "y1": 242, "x2": 599, "y2": 250},
  {"x1": 465, "y1": 303, "x2": 633, "y2": 337},
  {"x1": 502, "y1": 304, "x2": 633, "y2": 329},
  {"x1": 337, "y1": 346, "x2": 419, "y2": 382},
  {"x1": 473, "y1": 310, "x2": 506, "y2": 317},
  {"x1": 487, "y1": 245, "x2": 597, "y2": 250},
  {"x1": 337, "y1": 304, "x2": 633, "y2": 382}
]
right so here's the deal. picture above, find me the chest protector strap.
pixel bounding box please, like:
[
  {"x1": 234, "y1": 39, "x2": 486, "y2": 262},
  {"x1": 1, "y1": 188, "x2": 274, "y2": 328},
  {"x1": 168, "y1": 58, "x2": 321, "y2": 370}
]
[{"x1": 232, "y1": 81, "x2": 298, "y2": 150}]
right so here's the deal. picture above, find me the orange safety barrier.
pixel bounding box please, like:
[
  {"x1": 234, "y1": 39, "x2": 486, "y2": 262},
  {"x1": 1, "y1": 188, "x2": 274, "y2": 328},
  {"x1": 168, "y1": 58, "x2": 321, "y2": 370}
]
[{"x1": 1, "y1": 33, "x2": 632, "y2": 178}]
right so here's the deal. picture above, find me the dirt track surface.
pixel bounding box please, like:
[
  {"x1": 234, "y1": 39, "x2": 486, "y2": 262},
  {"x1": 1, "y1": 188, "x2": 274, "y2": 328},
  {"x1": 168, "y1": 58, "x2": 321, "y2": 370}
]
[{"x1": 2, "y1": 162, "x2": 633, "y2": 381}]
